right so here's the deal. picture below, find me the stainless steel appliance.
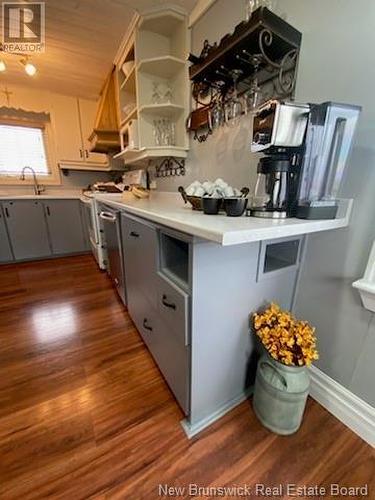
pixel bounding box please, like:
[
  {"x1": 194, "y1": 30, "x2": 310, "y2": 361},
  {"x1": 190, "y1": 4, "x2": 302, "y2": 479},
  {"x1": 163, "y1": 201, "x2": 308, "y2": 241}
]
[
  {"x1": 251, "y1": 156, "x2": 300, "y2": 218},
  {"x1": 250, "y1": 100, "x2": 361, "y2": 219},
  {"x1": 296, "y1": 102, "x2": 361, "y2": 219},
  {"x1": 99, "y1": 204, "x2": 126, "y2": 304},
  {"x1": 252, "y1": 100, "x2": 309, "y2": 152},
  {"x1": 250, "y1": 100, "x2": 309, "y2": 218}
]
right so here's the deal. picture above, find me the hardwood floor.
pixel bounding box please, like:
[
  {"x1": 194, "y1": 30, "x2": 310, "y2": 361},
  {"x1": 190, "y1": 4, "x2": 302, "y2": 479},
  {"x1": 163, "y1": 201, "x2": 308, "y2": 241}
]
[{"x1": 0, "y1": 255, "x2": 373, "y2": 499}]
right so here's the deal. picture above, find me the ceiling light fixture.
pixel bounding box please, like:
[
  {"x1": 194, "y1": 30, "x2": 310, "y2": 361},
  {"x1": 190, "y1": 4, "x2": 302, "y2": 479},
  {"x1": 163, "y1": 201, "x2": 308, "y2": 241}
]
[
  {"x1": 0, "y1": 47, "x2": 38, "y2": 76},
  {"x1": 20, "y1": 57, "x2": 37, "y2": 76},
  {"x1": 24, "y1": 61, "x2": 37, "y2": 76}
]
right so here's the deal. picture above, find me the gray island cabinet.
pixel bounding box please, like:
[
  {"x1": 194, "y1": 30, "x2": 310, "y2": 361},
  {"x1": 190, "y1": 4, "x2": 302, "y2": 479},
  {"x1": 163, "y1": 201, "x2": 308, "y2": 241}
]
[
  {"x1": 121, "y1": 210, "x2": 304, "y2": 437},
  {"x1": 96, "y1": 192, "x2": 350, "y2": 437}
]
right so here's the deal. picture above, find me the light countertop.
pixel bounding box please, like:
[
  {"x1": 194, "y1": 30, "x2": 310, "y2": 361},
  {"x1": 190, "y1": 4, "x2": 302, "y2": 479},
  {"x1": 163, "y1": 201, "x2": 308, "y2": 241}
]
[
  {"x1": 95, "y1": 192, "x2": 353, "y2": 246},
  {"x1": 0, "y1": 190, "x2": 83, "y2": 200}
]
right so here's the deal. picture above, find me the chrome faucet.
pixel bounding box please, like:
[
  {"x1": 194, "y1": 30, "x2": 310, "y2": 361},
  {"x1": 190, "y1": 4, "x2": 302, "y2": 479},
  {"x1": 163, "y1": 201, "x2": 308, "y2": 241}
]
[{"x1": 20, "y1": 166, "x2": 45, "y2": 195}]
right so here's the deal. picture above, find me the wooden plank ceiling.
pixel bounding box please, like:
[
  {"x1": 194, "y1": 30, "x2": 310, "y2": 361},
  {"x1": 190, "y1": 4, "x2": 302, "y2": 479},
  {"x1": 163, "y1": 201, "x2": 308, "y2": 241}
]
[{"x1": 0, "y1": 0, "x2": 197, "y2": 100}]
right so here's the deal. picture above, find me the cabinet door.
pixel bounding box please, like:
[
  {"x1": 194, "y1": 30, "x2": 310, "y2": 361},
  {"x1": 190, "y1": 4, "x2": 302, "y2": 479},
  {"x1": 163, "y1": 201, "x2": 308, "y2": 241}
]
[
  {"x1": 3, "y1": 200, "x2": 51, "y2": 260},
  {"x1": 78, "y1": 99, "x2": 109, "y2": 165},
  {"x1": 44, "y1": 200, "x2": 86, "y2": 255},
  {"x1": 121, "y1": 214, "x2": 158, "y2": 310},
  {"x1": 153, "y1": 316, "x2": 190, "y2": 415},
  {"x1": 0, "y1": 204, "x2": 13, "y2": 262},
  {"x1": 52, "y1": 95, "x2": 84, "y2": 162}
]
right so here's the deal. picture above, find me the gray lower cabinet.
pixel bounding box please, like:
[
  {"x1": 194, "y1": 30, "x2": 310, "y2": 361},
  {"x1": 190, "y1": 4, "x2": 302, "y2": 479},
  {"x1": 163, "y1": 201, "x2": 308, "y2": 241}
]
[
  {"x1": 1, "y1": 198, "x2": 89, "y2": 263},
  {"x1": 122, "y1": 212, "x2": 190, "y2": 415},
  {"x1": 0, "y1": 204, "x2": 13, "y2": 262},
  {"x1": 3, "y1": 200, "x2": 51, "y2": 260},
  {"x1": 44, "y1": 200, "x2": 86, "y2": 255}
]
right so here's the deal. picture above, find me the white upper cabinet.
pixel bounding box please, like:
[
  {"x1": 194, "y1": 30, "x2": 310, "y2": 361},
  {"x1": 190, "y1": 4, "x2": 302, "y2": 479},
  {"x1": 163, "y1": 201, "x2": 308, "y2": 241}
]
[
  {"x1": 52, "y1": 95, "x2": 109, "y2": 170},
  {"x1": 52, "y1": 94, "x2": 83, "y2": 163}
]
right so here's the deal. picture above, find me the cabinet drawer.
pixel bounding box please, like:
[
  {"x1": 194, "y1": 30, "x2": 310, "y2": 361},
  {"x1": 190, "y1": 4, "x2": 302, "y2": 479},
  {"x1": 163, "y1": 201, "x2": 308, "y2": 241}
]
[
  {"x1": 157, "y1": 272, "x2": 189, "y2": 346},
  {"x1": 128, "y1": 288, "x2": 190, "y2": 415}
]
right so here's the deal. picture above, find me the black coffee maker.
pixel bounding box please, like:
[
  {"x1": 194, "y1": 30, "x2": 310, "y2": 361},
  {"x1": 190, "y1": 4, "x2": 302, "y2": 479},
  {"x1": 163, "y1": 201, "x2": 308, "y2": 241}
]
[
  {"x1": 250, "y1": 100, "x2": 310, "y2": 218},
  {"x1": 251, "y1": 154, "x2": 301, "y2": 218},
  {"x1": 250, "y1": 99, "x2": 361, "y2": 219}
]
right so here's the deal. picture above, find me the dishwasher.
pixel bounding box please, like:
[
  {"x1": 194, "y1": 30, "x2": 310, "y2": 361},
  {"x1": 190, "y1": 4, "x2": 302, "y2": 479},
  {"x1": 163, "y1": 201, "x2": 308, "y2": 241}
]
[{"x1": 99, "y1": 205, "x2": 126, "y2": 305}]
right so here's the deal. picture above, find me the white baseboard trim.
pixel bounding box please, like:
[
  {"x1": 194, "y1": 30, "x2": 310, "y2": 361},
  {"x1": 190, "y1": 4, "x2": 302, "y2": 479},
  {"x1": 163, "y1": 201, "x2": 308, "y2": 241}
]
[
  {"x1": 309, "y1": 366, "x2": 375, "y2": 448},
  {"x1": 181, "y1": 389, "x2": 252, "y2": 439}
]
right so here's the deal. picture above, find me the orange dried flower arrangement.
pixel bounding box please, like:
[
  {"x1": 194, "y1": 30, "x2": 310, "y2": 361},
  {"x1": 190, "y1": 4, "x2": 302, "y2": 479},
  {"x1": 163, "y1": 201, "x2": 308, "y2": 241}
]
[{"x1": 253, "y1": 303, "x2": 319, "y2": 367}]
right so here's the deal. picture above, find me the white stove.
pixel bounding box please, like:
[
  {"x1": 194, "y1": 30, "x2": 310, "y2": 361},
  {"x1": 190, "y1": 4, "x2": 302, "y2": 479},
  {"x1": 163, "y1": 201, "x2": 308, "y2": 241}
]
[{"x1": 81, "y1": 191, "x2": 121, "y2": 270}]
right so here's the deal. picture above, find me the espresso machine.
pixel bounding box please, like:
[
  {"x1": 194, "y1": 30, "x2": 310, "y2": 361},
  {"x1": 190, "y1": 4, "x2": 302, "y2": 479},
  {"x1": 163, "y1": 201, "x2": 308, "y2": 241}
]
[
  {"x1": 250, "y1": 100, "x2": 309, "y2": 218},
  {"x1": 250, "y1": 100, "x2": 361, "y2": 219}
]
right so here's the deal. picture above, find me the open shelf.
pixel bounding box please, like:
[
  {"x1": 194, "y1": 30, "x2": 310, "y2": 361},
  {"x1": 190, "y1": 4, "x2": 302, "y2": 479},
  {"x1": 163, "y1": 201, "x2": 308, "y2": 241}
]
[
  {"x1": 136, "y1": 8, "x2": 187, "y2": 61},
  {"x1": 138, "y1": 10, "x2": 185, "y2": 37},
  {"x1": 159, "y1": 231, "x2": 190, "y2": 291},
  {"x1": 115, "y1": 7, "x2": 189, "y2": 166},
  {"x1": 138, "y1": 56, "x2": 186, "y2": 79},
  {"x1": 120, "y1": 106, "x2": 137, "y2": 127},
  {"x1": 139, "y1": 103, "x2": 184, "y2": 117},
  {"x1": 114, "y1": 146, "x2": 188, "y2": 163},
  {"x1": 120, "y1": 65, "x2": 136, "y2": 92}
]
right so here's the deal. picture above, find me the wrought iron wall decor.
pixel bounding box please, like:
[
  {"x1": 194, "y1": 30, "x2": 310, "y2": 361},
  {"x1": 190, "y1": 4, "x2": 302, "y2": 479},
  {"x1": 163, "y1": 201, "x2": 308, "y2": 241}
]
[
  {"x1": 155, "y1": 157, "x2": 186, "y2": 178},
  {"x1": 187, "y1": 7, "x2": 302, "y2": 140}
]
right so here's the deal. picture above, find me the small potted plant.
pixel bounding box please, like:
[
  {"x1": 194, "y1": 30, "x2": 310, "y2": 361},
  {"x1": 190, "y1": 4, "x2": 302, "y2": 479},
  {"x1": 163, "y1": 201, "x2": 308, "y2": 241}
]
[{"x1": 252, "y1": 303, "x2": 319, "y2": 435}]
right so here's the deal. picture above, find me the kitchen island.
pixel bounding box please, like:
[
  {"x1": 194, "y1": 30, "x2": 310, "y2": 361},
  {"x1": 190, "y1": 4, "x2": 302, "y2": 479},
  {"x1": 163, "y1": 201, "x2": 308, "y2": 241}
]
[
  {"x1": 96, "y1": 192, "x2": 352, "y2": 246},
  {"x1": 96, "y1": 191, "x2": 352, "y2": 437}
]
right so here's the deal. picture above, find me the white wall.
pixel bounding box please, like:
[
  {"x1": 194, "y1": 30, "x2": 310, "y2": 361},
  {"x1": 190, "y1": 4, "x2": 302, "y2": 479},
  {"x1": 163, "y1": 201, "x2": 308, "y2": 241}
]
[
  {"x1": 282, "y1": 0, "x2": 375, "y2": 407},
  {"x1": 0, "y1": 84, "x2": 111, "y2": 194},
  {"x1": 159, "y1": 0, "x2": 375, "y2": 406},
  {"x1": 154, "y1": 0, "x2": 259, "y2": 193}
]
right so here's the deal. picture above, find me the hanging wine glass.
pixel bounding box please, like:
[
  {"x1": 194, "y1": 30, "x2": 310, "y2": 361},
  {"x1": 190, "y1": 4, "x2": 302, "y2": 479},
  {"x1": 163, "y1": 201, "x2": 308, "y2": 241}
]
[
  {"x1": 244, "y1": 54, "x2": 263, "y2": 113},
  {"x1": 225, "y1": 69, "x2": 244, "y2": 127},
  {"x1": 210, "y1": 95, "x2": 225, "y2": 131}
]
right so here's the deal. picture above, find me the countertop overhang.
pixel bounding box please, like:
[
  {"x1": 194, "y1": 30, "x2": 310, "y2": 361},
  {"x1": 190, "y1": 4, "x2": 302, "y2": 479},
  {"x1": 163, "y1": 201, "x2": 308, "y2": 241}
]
[{"x1": 95, "y1": 192, "x2": 353, "y2": 246}]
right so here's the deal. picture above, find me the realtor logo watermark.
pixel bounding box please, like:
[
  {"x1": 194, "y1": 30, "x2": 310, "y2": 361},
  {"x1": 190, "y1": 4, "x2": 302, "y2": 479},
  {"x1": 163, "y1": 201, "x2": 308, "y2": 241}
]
[{"x1": 1, "y1": 2, "x2": 45, "y2": 53}]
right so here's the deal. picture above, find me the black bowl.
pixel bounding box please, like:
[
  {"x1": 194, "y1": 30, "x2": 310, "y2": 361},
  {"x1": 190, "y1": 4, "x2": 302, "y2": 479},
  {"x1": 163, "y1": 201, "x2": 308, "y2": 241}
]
[
  {"x1": 224, "y1": 198, "x2": 248, "y2": 217},
  {"x1": 202, "y1": 197, "x2": 221, "y2": 215}
]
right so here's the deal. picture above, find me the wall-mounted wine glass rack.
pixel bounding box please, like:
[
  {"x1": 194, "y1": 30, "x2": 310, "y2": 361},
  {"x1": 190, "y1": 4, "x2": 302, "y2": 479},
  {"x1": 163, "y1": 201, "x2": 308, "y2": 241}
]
[{"x1": 188, "y1": 7, "x2": 302, "y2": 118}]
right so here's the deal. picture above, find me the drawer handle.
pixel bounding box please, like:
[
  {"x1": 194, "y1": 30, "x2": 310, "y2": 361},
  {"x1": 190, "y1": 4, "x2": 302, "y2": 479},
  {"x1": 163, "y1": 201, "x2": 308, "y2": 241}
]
[
  {"x1": 130, "y1": 231, "x2": 140, "y2": 238},
  {"x1": 143, "y1": 318, "x2": 153, "y2": 332},
  {"x1": 162, "y1": 295, "x2": 176, "y2": 310},
  {"x1": 99, "y1": 211, "x2": 117, "y2": 222}
]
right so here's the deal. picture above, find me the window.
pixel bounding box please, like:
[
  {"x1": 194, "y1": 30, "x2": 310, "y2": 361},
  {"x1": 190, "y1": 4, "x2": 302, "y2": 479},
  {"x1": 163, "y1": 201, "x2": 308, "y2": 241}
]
[{"x1": 0, "y1": 122, "x2": 50, "y2": 176}]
